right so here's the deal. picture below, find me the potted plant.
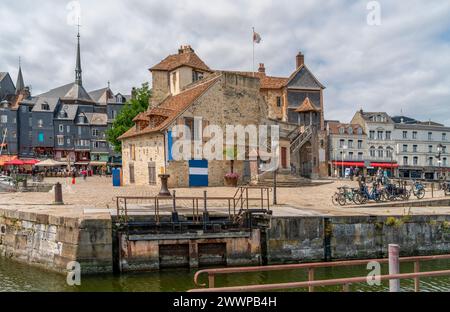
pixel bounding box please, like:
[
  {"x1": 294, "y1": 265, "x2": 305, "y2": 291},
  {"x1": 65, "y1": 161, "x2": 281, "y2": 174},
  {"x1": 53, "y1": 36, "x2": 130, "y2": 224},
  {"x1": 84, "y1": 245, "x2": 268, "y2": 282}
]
[{"x1": 224, "y1": 172, "x2": 240, "y2": 187}]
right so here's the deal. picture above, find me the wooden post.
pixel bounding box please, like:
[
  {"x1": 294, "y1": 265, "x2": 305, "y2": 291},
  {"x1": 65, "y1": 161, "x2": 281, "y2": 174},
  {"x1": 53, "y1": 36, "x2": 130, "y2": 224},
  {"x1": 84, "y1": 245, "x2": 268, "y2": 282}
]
[
  {"x1": 208, "y1": 274, "x2": 215, "y2": 288},
  {"x1": 308, "y1": 268, "x2": 315, "y2": 292},
  {"x1": 389, "y1": 244, "x2": 400, "y2": 292},
  {"x1": 414, "y1": 261, "x2": 420, "y2": 292}
]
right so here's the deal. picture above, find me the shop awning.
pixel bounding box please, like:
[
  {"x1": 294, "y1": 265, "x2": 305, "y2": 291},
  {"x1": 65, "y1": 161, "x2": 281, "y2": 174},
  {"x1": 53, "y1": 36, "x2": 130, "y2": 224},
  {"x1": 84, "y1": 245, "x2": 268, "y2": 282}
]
[
  {"x1": 22, "y1": 159, "x2": 40, "y2": 165},
  {"x1": 89, "y1": 161, "x2": 107, "y2": 166},
  {"x1": 4, "y1": 159, "x2": 25, "y2": 166},
  {"x1": 0, "y1": 155, "x2": 17, "y2": 166},
  {"x1": 371, "y1": 162, "x2": 399, "y2": 168},
  {"x1": 332, "y1": 161, "x2": 365, "y2": 167}
]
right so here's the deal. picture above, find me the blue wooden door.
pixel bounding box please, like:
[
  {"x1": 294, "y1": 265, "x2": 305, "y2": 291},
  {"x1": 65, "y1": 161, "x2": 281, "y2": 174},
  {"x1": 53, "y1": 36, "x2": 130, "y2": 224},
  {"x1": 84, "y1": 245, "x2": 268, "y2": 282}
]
[{"x1": 189, "y1": 160, "x2": 208, "y2": 187}]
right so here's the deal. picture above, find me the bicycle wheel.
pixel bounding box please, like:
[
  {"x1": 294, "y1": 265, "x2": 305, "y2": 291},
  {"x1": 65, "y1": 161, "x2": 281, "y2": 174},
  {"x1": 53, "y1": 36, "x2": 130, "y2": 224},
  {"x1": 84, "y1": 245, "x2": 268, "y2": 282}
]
[
  {"x1": 337, "y1": 193, "x2": 347, "y2": 206},
  {"x1": 331, "y1": 193, "x2": 339, "y2": 206},
  {"x1": 416, "y1": 189, "x2": 425, "y2": 199}
]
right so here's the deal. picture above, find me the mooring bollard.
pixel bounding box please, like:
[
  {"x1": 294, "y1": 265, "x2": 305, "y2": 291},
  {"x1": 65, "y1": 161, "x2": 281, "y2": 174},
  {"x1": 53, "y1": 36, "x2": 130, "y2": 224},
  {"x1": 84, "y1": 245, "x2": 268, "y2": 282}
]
[
  {"x1": 171, "y1": 190, "x2": 178, "y2": 222},
  {"x1": 54, "y1": 182, "x2": 64, "y2": 205},
  {"x1": 389, "y1": 244, "x2": 400, "y2": 292}
]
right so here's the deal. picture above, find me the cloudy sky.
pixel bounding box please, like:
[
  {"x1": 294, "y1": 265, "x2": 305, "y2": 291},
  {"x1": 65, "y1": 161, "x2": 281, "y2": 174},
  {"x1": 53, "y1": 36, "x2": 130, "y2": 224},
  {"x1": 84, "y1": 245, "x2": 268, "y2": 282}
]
[{"x1": 1, "y1": 0, "x2": 449, "y2": 124}]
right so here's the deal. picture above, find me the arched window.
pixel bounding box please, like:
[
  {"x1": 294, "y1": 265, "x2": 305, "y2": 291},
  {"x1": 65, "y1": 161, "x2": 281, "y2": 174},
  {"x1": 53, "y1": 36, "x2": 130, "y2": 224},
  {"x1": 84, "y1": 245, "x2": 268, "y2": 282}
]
[
  {"x1": 386, "y1": 147, "x2": 393, "y2": 158},
  {"x1": 370, "y1": 146, "x2": 376, "y2": 158},
  {"x1": 378, "y1": 146, "x2": 384, "y2": 158}
]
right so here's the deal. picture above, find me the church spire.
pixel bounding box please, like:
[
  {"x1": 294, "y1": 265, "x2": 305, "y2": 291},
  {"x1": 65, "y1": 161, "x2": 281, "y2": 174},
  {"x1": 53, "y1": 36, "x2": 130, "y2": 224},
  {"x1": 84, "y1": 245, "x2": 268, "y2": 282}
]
[
  {"x1": 16, "y1": 57, "x2": 25, "y2": 94},
  {"x1": 75, "y1": 22, "x2": 82, "y2": 86}
]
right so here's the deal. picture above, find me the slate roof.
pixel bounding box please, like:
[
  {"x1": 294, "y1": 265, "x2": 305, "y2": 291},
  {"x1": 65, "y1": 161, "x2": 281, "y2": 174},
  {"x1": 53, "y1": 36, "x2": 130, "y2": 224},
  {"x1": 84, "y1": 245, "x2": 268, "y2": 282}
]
[
  {"x1": 84, "y1": 112, "x2": 108, "y2": 126},
  {"x1": 295, "y1": 97, "x2": 320, "y2": 112},
  {"x1": 0, "y1": 72, "x2": 8, "y2": 82},
  {"x1": 359, "y1": 111, "x2": 393, "y2": 123},
  {"x1": 119, "y1": 74, "x2": 220, "y2": 140},
  {"x1": 88, "y1": 87, "x2": 109, "y2": 103},
  {"x1": 39, "y1": 82, "x2": 94, "y2": 103},
  {"x1": 55, "y1": 104, "x2": 78, "y2": 120},
  {"x1": 150, "y1": 47, "x2": 212, "y2": 72},
  {"x1": 286, "y1": 65, "x2": 325, "y2": 90},
  {"x1": 32, "y1": 97, "x2": 59, "y2": 112}
]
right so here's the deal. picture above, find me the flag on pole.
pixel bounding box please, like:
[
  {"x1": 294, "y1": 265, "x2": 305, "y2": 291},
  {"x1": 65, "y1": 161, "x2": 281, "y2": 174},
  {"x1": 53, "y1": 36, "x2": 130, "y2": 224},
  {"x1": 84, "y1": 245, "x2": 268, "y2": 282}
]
[{"x1": 253, "y1": 30, "x2": 261, "y2": 44}]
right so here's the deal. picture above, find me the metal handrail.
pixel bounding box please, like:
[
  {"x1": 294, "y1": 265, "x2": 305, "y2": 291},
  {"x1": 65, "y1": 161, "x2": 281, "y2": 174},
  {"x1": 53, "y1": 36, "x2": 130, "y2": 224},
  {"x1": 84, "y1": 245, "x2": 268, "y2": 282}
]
[
  {"x1": 192, "y1": 254, "x2": 450, "y2": 292},
  {"x1": 188, "y1": 270, "x2": 450, "y2": 292},
  {"x1": 115, "y1": 186, "x2": 271, "y2": 225}
]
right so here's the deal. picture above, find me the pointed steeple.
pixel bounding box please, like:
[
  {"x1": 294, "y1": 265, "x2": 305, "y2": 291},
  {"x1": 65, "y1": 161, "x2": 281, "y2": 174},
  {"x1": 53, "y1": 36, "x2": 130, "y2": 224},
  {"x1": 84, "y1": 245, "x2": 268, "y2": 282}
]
[
  {"x1": 75, "y1": 23, "x2": 82, "y2": 86},
  {"x1": 16, "y1": 57, "x2": 25, "y2": 94}
]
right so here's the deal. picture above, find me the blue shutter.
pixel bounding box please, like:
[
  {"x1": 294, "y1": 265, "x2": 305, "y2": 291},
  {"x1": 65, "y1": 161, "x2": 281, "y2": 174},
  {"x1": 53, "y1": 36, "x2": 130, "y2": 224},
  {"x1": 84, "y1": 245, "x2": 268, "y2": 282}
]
[{"x1": 167, "y1": 130, "x2": 173, "y2": 161}]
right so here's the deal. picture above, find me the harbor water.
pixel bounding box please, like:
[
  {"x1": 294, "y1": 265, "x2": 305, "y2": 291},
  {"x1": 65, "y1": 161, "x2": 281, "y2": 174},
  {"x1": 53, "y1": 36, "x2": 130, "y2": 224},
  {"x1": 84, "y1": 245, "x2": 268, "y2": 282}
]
[{"x1": 1, "y1": 257, "x2": 449, "y2": 292}]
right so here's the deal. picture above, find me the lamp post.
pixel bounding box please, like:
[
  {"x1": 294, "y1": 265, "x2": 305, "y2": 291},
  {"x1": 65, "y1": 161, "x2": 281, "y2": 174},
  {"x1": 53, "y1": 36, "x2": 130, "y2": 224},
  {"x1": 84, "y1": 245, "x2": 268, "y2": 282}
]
[
  {"x1": 436, "y1": 143, "x2": 444, "y2": 181},
  {"x1": 341, "y1": 145, "x2": 348, "y2": 179}
]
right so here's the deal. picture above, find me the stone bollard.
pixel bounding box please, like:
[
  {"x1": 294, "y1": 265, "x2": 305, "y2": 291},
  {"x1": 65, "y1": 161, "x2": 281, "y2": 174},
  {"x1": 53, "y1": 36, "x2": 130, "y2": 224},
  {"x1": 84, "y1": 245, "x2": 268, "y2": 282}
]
[
  {"x1": 388, "y1": 244, "x2": 400, "y2": 292},
  {"x1": 54, "y1": 182, "x2": 64, "y2": 205}
]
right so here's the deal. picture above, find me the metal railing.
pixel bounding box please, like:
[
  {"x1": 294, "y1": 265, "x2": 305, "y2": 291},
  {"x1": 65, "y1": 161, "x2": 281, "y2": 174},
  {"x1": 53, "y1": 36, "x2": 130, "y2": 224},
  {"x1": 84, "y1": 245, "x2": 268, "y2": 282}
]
[
  {"x1": 115, "y1": 186, "x2": 271, "y2": 226},
  {"x1": 189, "y1": 254, "x2": 450, "y2": 292},
  {"x1": 290, "y1": 125, "x2": 313, "y2": 154}
]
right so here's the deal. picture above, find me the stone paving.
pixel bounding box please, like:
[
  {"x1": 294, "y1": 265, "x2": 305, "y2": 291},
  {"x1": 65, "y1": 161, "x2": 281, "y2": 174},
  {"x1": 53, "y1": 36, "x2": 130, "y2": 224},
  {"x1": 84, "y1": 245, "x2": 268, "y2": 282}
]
[{"x1": 0, "y1": 176, "x2": 449, "y2": 218}]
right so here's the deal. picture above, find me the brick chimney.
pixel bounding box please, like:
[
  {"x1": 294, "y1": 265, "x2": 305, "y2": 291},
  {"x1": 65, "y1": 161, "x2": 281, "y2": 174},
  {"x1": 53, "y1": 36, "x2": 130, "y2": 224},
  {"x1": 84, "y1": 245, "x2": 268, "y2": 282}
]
[
  {"x1": 258, "y1": 63, "x2": 265, "y2": 74},
  {"x1": 178, "y1": 45, "x2": 195, "y2": 54},
  {"x1": 296, "y1": 51, "x2": 304, "y2": 68}
]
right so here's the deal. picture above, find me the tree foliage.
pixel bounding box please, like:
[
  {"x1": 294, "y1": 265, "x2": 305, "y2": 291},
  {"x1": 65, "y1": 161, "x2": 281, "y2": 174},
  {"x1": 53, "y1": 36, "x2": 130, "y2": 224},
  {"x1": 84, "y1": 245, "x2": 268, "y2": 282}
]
[{"x1": 106, "y1": 83, "x2": 151, "y2": 152}]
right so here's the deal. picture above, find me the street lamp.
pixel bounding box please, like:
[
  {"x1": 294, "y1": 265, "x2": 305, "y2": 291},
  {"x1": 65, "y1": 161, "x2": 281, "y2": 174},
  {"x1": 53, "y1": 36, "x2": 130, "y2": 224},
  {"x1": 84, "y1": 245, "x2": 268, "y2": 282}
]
[
  {"x1": 341, "y1": 145, "x2": 348, "y2": 178},
  {"x1": 436, "y1": 143, "x2": 444, "y2": 180}
]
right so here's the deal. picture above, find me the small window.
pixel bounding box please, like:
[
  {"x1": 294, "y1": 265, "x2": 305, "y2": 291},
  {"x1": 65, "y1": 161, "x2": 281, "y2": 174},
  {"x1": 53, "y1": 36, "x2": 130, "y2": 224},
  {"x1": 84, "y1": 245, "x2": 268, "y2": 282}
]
[
  {"x1": 92, "y1": 129, "x2": 99, "y2": 137},
  {"x1": 148, "y1": 162, "x2": 156, "y2": 185},
  {"x1": 129, "y1": 164, "x2": 135, "y2": 184},
  {"x1": 38, "y1": 132, "x2": 44, "y2": 143},
  {"x1": 130, "y1": 144, "x2": 136, "y2": 161},
  {"x1": 402, "y1": 131, "x2": 407, "y2": 139},
  {"x1": 37, "y1": 119, "x2": 43, "y2": 128},
  {"x1": 413, "y1": 145, "x2": 418, "y2": 153},
  {"x1": 428, "y1": 145, "x2": 433, "y2": 153},
  {"x1": 412, "y1": 131, "x2": 417, "y2": 139},
  {"x1": 59, "y1": 124, "x2": 64, "y2": 133},
  {"x1": 78, "y1": 126, "x2": 82, "y2": 135},
  {"x1": 378, "y1": 146, "x2": 384, "y2": 158},
  {"x1": 428, "y1": 132, "x2": 433, "y2": 140},
  {"x1": 385, "y1": 131, "x2": 391, "y2": 140},
  {"x1": 348, "y1": 127, "x2": 353, "y2": 135},
  {"x1": 57, "y1": 135, "x2": 64, "y2": 146},
  {"x1": 67, "y1": 125, "x2": 70, "y2": 133},
  {"x1": 357, "y1": 140, "x2": 363, "y2": 149},
  {"x1": 348, "y1": 140, "x2": 353, "y2": 148},
  {"x1": 443, "y1": 133, "x2": 447, "y2": 141},
  {"x1": 413, "y1": 157, "x2": 418, "y2": 166},
  {"x1": 403, "y1": 144, "x2": 408, "y2": 152},
  {"x1": 369, "y1": 131, "x2": 375, "y2": 140},
  {"x1": 339, "y1": 127, "x2": 345, "y2": 134},
  {"x1": 370, "y1": 146, "x2": 376, "y2": 157},
  {"x1": 276, "y1": 97, "x2": 282, "y2": 107},
  {"x1": 377, "y1": 131, "x2": 383, "y2": 140},
  {"x1": 0, "y1": 115, "x2": 7, "y2": 123},
  {"x1": 67, "y1": 138, "x2": 71, "y2": 145},
  {"x1": 357, "y1": 128, "x2": 363, "y2": 135},
  {"x1": 403, "y1": 156, "x2": 408, "y2": 166}
]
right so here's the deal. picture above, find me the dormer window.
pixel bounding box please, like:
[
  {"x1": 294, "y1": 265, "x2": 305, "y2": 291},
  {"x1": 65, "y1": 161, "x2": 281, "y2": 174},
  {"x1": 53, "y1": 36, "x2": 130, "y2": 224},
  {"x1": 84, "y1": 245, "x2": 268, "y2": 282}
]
[
  {"x1": 41, "y1": 102, "x2": 50, "y2": 110},
  {"x1": 59, "y1": 110, "x2": 68, "y2": 118},
  {"x1": 77, "y1": 114, "x2": 86, "y2": 124},
  {"x1": 192, "y1": 71, "x2": 204, "y2": 82}
]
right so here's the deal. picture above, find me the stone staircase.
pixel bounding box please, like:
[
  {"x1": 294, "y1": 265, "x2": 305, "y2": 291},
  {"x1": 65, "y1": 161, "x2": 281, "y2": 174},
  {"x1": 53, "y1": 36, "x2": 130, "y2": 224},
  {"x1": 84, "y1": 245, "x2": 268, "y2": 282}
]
[{"x1": 254, "y1": 169, "x2": 313, "y2": 187}]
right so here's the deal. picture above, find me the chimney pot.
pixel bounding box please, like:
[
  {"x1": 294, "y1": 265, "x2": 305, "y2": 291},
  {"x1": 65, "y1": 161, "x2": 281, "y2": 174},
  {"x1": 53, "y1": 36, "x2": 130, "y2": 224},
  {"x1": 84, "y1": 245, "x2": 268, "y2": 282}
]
[
  {"x1": 258, "y1": 63, "x2": 265, "y2": 74},
  {"x1": 296, "y1": 51, "x2": 304, "y2": 68}
]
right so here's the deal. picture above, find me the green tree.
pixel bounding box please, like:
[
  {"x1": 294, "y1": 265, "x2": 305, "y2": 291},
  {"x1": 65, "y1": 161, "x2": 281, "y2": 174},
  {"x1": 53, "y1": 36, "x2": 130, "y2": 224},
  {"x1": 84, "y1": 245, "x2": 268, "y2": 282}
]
[{"x1": 106, "y1": 82, "x2": 151, "y2": 152}]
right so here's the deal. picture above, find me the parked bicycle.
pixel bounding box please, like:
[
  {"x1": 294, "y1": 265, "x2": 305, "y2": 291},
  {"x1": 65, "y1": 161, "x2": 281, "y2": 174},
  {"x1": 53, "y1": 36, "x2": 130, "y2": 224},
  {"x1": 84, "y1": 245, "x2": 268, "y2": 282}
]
[
  {"x1": 410, "y1": 180, "x2": 426, "y2": 199},
  {"x1": 331, "y1": 186, "x2": 359, "y2": 206},
  {"x1": 440, "y1": 181, "x2": 450, "y2": 196},
  {"x1": 353, "y1": 182, "x2": 382, "y2": 204}
]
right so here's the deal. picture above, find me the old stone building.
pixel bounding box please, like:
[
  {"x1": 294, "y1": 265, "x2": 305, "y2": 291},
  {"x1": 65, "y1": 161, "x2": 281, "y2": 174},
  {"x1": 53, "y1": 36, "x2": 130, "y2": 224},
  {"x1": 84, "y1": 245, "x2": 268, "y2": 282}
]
[{"x1": 120, "y1": 46, "x2": 328, "y2": 187}]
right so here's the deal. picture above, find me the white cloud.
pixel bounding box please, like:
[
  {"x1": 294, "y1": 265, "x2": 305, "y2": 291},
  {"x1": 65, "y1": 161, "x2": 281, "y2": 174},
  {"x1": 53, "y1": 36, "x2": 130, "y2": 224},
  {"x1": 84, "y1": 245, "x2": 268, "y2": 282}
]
[{"x1": 0, "y1": 0, "x2": 449, "y2": 124}]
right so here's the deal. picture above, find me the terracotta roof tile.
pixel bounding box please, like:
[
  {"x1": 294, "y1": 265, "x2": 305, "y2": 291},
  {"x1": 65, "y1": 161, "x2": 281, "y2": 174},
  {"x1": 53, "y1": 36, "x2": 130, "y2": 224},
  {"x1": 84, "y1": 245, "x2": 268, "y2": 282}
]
[
  {"x1": 119, "y1": 75, "x2": 220, "y2": 140},
  {"x1": 150, "y1": 48, "x2": 211, "y2": 72},
  {"x1": 328, "y1": 122, "x2": 365, "y2": 135}
]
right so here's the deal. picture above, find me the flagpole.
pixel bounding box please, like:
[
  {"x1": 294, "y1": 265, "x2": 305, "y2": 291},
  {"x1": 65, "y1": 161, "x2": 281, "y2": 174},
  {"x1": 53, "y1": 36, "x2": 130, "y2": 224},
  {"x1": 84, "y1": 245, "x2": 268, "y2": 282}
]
[{"x1": 252, "y1": 27, "x2": 255, "y2": 77}]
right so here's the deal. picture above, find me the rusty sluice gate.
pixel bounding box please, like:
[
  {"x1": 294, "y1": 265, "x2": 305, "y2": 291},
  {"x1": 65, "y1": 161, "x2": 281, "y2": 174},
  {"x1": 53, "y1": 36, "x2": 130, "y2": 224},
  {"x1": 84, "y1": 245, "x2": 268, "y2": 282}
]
[
  {"x1": 114, "y1": 186, "x2": 272, "y2": 234},
  {"x1": 112, "y1": 187, "x2": 272, "y2": 272}
]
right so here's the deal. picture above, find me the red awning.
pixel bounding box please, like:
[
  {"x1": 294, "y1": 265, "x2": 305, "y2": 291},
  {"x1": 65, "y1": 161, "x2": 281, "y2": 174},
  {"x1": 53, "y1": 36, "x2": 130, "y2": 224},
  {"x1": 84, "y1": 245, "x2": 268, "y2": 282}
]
[
  {"x1": 4, "y1": 159, "x2": 25, "y2": 166},
  {"x1": 370, "y1": 162, "x2": 399, "y2": 168},
  {"x1": 332, "y1": 161, "x2": 365, "y2": 167}
]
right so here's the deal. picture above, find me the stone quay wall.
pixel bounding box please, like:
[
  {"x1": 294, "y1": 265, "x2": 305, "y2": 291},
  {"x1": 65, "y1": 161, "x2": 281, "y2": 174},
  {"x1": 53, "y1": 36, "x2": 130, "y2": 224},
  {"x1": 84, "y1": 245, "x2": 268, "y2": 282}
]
[
  {"x1": 0, "y1": 208, "x2": 112, "y2": 274},
  {"x1": 267, "y1": 215, "x2": 450, "y2": 263}
]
